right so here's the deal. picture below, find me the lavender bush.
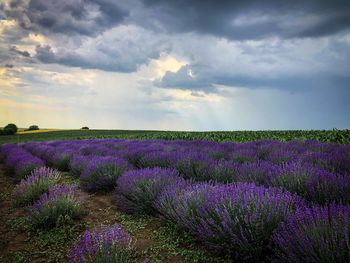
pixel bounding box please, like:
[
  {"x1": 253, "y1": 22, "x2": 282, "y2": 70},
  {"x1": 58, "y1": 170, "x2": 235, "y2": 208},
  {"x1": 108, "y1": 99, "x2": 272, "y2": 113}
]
[
  {"x1": 13, "y1": 167, "x2": 61, "y2": 206},
  {"x1": 29, "y1": 185, "x2": 85, "y2": 228},
  {"x1": 271, "y1": 163, "x2": 350, "y2": 204},
  {"x1": 265, "y1": 149, "x2": 297, "y2": 164},
  {"x1": 14, "y1": 156, "x2": 45, "y2": 179},
  {"x1": 211, "y1": 160, "x2": 277, "y2": 184},
  {"x1": 52, "y1": 149, "x2": 74, "y2": 171},
  {"x1": 69, "y1": 224, "x2": 134, "y2": 263},
  {"x1": 115, "y1": 168, "x2": 183, "y2": 215},
  {"x1": 156, "y1": 182, "x2": 216, "y2": 233},
  {"x1": 272, "y1": 203, "x2": 350, "y2": 263},
  {"x1": 157, "y1": 182, "x2": 301, "y2": 261},
  {"x1": 69, "y1": 155, "x2": 93, "y2": 177},
  {"x1": 80, "y1": 157, "x2": 131, "y2": 192},
  {"x1": 3, "y1": 145, "x2": 45, "y2": 179},
  {"x1": 138, "y1": 150, "x2": 172, "y2": 168},
  {"x1": 171, "y1": 151, "x2": 215, "y2": 181},
  {"x1": 230, "y1": 147, "x2": 258, "y2": 163},
  {"x1": 0, "y1": 143, "x2": 18, "y2": 161},
  {"x1": 301, "y1": 145, "x2": 350, "y2": 175}
]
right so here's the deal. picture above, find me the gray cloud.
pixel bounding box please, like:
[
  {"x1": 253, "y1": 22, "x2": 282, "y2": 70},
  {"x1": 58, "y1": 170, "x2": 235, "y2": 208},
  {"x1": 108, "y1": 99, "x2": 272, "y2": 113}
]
[
  {"x1": 157, "y1": 62, "x2": 350, "y2": 93},
  {"x1": 155, "y1": 64, "x2": 217, "y2": 92},
  {"x1": 1, "y1": 0, "x2": 350, "y2": 93},
  {"x1": 2, "y1": 0, "x2": 349, "y2": 41},
  {"x1": 34, "y1": 25, "x2": 170, "y2": 72},
  {"x1": 0, "y1": 20, "x2": 33, "y2": 68},
  {"x1": 10, "y1": 45, "x2": 30, "y2": 57},
  {"x1": 139, "y1": 0, "x2": 350, "y2": 39},
  {"x1": 1, "y1": 0, "x2": 128, "y2": 36},
  {"x1": 150, "y1": 31, "x2": 350, "y2": 93}
]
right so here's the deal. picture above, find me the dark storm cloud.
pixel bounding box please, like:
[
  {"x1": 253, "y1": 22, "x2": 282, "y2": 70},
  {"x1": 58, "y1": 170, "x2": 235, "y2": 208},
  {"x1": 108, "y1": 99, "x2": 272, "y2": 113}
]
[
  {"x1": 2, "y1": 0, "x2": 350, "y2": 40},
  {"x1": 1, "y1": 0, "x2": 350, "y2": 90},
  {"x1": 155, "y1": 65, "x2": 218, "y2": 92},
  {"x1": 296, "y1": 14, "x2": 350, "y2": 37},
  {"x1": 10, "y1": 46, "x2": 30, "y2": 57},
  {"x1": 35, "y1": 26, "x2": 169, "y2": 72},
  {"x1": 140, "y1": 0, "x2": 350, "y2": 39},
  {"x1": 1, "y1": 0, "x2": 128, "y2": 36},
  {"x1": 35, "y1": 44, "x2": 139, "y2": 72},
  {"x1": 157, "y1": 64, "x2": 350, "y2": 93}
]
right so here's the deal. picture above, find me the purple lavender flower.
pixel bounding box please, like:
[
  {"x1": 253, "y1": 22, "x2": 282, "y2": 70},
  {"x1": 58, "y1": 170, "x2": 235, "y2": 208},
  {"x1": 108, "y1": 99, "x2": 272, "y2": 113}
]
[
  {"x1": 14, "y1": 167, "x2": 61, "y2": 206},
  {"x1": 11, "y1": 138, "x2": 350, "y2": 209},
  {"x1": 230, "y1": 146, "x2": 258, "y2": 164},
  {"x1": 78, "y1": 144, "x2": 116, "y2": 156},
  {"x1": 115, "y1": 167, "x2": 184, "y2": 215},
  {"x1": 210, "y1": 160, "x2": 278, "y2": 185},
  {"x1": 119, "y1": 143, "x2": 162, "y2": 168},
  {"x1": 14, "y1": 156, "x2": 45, "y2": 179},
  {"x1": 156, "y1": 181, "x2": 216, "y2": 232},
  {"x1": 138, "y1": 150, "x2": 173, "y2": 168},
  {"x1": 51, "y1": 149, "x2": 74, "y2": 171},
  {"x1": 237, "y1": 161, "x2": 279, "y2": 185},
  {"x1": 265, "y1": 149, "x2": 298, "y2": 164},
  {"x1": 271, "y1": 162, "x2": 350, "y2": 204},
  {"x1": 80, "y1": 156, "x2": 131, "y2": 192},
  {"x1": 24, "y1": 143, "x2": 57, "y2": 165},
  {"x1": 157, "y1": 182, "x2": 302, "y2": 261},
  {"x1": 306, "y1": 169, "x2": 350, "y2": 205},
  {"x1": 0, "y1": 144, "x2": 18, "y2": 162},
  {"x1": 69, "y1": 224, "x2": 134, "y2": 263},
  {"x1": 3, "y1": 146, "x2": 45, "y2": 179},
  {"x1": 29, "y1": 185, "x2": 86, "y2": 228},
  {"x1": 170, "y1": 151, "x2": 216, "y2": 181},
  {"x1": 302, "y1": 144, "x2": 350, "y2": 175},
  {"x1": 69, "y1": 155, "x2": 93, "y2": 177},
  {"x1": 4, "y1": 147, "x2": 31, "y2": 170},
  {"x1": 272, "y1": 203, "x2": 350, "y2": 262}
]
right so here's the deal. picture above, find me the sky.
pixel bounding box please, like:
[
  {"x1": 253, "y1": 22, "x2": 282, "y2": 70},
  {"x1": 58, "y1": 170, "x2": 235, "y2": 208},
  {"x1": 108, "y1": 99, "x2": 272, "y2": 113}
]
[{"x1": 0, "y1": 0, "x2": 349, "y2": 130}]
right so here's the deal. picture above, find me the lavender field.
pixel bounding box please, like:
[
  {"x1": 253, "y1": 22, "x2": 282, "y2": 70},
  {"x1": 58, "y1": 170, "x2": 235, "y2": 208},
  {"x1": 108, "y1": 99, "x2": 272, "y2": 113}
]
[
  {"x1": 0, "y1": 138, "x2": 349, "y2": 262},
  {"x1": 2, "y1": 0, "x2": 350, "y2": 261}
]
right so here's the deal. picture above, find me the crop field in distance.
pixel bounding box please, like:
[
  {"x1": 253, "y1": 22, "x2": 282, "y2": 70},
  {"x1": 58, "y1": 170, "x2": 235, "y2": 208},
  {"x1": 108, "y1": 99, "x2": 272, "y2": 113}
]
[
  {"x1": 0, "y1": 133, "x2": 349, "y2": 262},
  {"x1": 0, "y1": 128, "x2": 349, "y2": 145}
]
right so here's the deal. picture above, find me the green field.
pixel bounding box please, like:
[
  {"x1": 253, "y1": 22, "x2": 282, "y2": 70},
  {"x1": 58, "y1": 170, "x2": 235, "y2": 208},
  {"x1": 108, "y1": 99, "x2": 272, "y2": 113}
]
[{"x1": 0, "y1": 129, "x2": 349, "y2": 144}]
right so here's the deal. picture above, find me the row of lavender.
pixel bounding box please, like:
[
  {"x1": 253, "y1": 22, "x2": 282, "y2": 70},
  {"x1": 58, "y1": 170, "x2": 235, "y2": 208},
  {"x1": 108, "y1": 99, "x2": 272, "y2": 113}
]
[
  {"x1": 1, "y1": 139, "x2": 350, "y2": 262},
  {"x1": 18, "y1": 138, "x2": 350, "y2": 205},
  {"x1": 115, "y1": 168, "x2": 350, "y2": 262}
]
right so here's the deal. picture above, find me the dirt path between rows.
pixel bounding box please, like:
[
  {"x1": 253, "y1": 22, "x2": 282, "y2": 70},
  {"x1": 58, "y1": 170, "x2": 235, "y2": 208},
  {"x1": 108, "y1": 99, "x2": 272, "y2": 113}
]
[{"x1": 0, "y1": 164, "x2": 36, "y2": 262}]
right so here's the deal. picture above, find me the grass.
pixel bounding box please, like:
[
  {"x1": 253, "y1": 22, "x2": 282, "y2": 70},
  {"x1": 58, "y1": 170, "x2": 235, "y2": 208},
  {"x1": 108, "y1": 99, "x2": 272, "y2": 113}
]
[
  {"x1": 147, "y1": 223, "x2": 229, "y2": 263},
  {"x1": 5, "y1": 216, "x2": 83, "y2": 263}
]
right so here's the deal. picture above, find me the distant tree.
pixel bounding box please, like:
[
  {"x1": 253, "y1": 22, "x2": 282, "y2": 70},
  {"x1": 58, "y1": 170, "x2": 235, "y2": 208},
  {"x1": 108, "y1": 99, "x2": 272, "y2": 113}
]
[
  {"x1": 28, "y1": 125, "x2": 39, "y2": 131},
  {"x1": 81, "y1": 127, "x2": 89, "y2": 130},
  {"x1": 4, "y1": 123, "x2": 17, "y2": 135}
]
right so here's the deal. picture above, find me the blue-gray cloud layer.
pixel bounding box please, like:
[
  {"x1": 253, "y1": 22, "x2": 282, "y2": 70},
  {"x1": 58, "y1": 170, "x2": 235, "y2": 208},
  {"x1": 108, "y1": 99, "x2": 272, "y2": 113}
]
[
  {"x1": 1, "y1": 0, "x2": 128, "y2": 36},
  {"x1": 3, "y1": 0, "x2": 350, "y2": 39},
  {"x1": 140, "y1": 0, "x2": 350, "y2": 39},
  {"x1": 1, "y1": 0, "x2": 350, "y2": 97}
]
